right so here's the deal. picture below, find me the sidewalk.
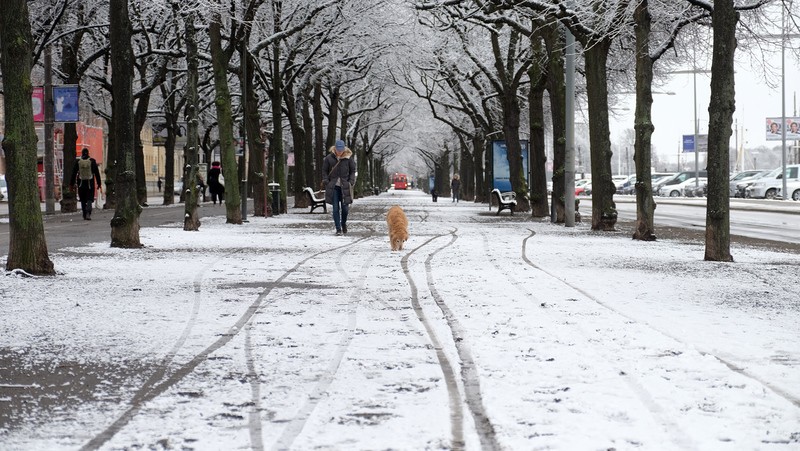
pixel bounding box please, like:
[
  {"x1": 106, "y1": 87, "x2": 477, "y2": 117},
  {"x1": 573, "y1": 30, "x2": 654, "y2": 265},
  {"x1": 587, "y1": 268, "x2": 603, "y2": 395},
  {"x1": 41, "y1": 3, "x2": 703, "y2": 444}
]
[{"x1": 2, "y1": 189, "x2": 799, "y2": 450}]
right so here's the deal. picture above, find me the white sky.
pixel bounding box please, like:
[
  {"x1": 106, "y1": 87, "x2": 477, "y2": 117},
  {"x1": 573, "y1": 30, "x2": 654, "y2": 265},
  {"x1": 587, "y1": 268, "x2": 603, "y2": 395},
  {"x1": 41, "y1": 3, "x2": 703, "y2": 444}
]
[
  {"x1": 610, "y1": 26, "x2": 800, "y2": 166},
  {"x1": 2, "y1": 190, "x2": 799, "y2": 450}
]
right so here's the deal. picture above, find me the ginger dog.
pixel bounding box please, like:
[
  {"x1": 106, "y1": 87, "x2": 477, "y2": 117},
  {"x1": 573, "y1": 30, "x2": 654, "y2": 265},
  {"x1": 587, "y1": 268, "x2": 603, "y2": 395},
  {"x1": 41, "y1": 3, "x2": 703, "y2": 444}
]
[{"x1": 386, "y1": 206, "x2": 409, "y2": 251}]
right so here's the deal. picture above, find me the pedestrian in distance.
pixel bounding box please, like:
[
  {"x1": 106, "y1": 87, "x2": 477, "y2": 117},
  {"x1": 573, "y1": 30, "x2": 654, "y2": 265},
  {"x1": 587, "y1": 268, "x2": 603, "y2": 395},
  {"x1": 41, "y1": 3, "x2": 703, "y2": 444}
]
[
  {"x1": 207, "y1": 161, "x2": 225, "y2": 205},
  {"x1": 431, "y1": 188, "x2": 438, "y2": 202},
  {"x1": 322, "y1": 139, "x2": 356, "y2": 235},
  {"x1": 451, "y1": 174, "x2": 461, "y2": 203},
  {"x1": 157, "y1": 177, "x2": 162, "y2": 193},
  {"x1": 70, "y1": 148, "x2": 102, "y2": 220}
]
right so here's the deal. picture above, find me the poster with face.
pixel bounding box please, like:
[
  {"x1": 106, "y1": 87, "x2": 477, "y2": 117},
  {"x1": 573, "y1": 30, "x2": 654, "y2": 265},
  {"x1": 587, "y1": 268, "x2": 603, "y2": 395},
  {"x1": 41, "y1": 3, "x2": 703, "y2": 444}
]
[{"x1": 766, "y1": 117, "x2": 800, "y2": 140}]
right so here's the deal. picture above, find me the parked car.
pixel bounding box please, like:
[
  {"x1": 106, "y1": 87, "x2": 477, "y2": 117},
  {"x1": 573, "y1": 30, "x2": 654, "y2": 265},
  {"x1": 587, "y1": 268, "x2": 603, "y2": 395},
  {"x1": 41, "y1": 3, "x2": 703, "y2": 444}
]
[
  {"x1": 612, "y1": 175, "x2": 630, "y2": 192},
  {"x1": 684, "y1": 181, "x2": 707, "y2": 197},
  {"x1": 777, "y1": 180, "x2": 800, "y2": 201},
  {"x1": 659, "y1": 177, "x2": 707, "y2": 197},
  {"x1": 731, "y1": 170, "x2": 768, "y2": 197},
  {"x1": 615, "y1": 175, "x2": 637, "y2": 194},
  {"x1": 745, "y1": 164, "x2": 800, "y2": 199},
  {"x1": 651, "y1": 172, "x2": 675, "y2": 181},
  {"x1": 654, "y1": 170, "x2": 708, "y2": 196},
  {"x1": 173, "y1": 180, "x2": 184, "y2": 196},
  {"x1": 746, "y1": 164, "x2": 800, "y2": 199},
  {"x1": 575, "y1": 179, "x2": 591, "y2": 196},
  {"x1": 0, "y1": 175, "x2": 7, "y2": 201}
]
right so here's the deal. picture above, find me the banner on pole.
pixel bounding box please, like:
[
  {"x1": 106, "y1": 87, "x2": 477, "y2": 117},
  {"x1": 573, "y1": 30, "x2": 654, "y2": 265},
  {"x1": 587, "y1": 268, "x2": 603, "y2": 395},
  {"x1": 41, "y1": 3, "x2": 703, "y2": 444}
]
[
  {"x1": 53, "y1": 85, "x2": 80, "y2": 122},
  {"x1": 32, "y1": 87, "x2": 45, "y2": 122}
]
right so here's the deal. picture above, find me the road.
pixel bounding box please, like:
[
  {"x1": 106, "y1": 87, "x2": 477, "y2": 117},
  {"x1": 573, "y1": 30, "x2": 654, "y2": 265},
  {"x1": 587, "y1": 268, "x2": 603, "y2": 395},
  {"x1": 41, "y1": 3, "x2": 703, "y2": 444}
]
[
  {"x1": 0, "y1": 198, "x2": 230, "y2": 255},
  {"x1": 610, "y1": 196, "x2": 800, "y2": 244}
]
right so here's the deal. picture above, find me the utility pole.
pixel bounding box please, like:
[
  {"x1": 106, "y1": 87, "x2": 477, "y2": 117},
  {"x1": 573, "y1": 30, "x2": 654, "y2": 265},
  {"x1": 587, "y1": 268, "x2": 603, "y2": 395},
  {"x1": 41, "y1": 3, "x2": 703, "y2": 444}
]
[
  {"x1": 564, "y1": 0, "x2": 576, "y2": 227},
  {"x1": 44, "y1": 46, "x2": 55, "y2": 215},
  {"x1": 241, "y1": 40, "x2": 248, "y2": 221}
]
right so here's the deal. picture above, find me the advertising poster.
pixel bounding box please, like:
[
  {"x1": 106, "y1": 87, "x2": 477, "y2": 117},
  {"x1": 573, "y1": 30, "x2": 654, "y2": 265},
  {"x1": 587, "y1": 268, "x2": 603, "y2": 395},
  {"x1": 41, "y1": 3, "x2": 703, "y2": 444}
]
[
  {"x1": 492, "y1": 140, "x2": 529, "y2": 192},
  {"x1": 682, "y1": 134, "x2": 708, "y2": 153},
  {"x1": 53, "y1": 85, "x2": 80, "y2": 122},
  {"x1": 32, "y1": 87, "x2": 45, "y2": 122},
  {"x1": 766, "y1": 117, "x2": 800, "y2": 140}
]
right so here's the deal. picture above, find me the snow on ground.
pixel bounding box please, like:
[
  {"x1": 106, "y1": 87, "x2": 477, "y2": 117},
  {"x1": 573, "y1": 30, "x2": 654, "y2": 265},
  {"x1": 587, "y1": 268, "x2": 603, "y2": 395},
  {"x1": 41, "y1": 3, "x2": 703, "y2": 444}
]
[{"x1": 1, "y1": 189, "x2": 799, "y2": 450}]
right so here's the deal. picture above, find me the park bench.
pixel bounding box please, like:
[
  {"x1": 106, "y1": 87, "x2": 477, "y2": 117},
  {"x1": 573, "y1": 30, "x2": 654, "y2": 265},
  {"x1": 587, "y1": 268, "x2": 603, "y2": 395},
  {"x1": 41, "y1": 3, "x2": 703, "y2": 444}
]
[
  {"x1": 491, "y1": 188, "x2": 516, "y2": 215},
  {"x1": 302, "y1": 187, "x2": 327, "y2": 213}
]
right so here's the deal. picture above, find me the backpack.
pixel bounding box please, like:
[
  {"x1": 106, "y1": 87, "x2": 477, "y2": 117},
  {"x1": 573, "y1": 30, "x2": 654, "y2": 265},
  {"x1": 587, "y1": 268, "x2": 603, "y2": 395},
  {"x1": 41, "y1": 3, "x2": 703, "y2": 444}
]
[{"x1": 78, "y1": 159, "x2": 93, "y2": 181}]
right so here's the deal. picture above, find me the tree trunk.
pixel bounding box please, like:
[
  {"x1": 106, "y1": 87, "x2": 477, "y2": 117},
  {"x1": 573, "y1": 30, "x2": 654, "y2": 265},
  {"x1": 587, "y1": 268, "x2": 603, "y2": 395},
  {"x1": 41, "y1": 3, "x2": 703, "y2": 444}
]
[
  {"x1": 460, "y1": 140, "x2": 474, "y2": 201},
  {"x1": 58, "y1": 23, "x2": 85, "y2": 214},
  {"x1": 134, "y1": 87, "x2": 152, "y2": 206},
  {"x1": 529, "y1": 34, "x2": 549, "y2": 218},
  {"x1": 242, "y1": 50, "x2": 267, "y2": 217},
  {"x1": 271, "y1": 1, "x2": 286, "y2": 214},
  {"x1": 585, "y1": 39, "x2": 618, "y2": 231},
  {"x1": 313, "y1": 82, "x2": 325, "y2": 175},
  {"x1": 161, "y1": 77, "x2": 179, "y2": 206},
  {"x1": 209, "y1": 14, "x2": 242, "y2": 224},
  {"x1": 103, "y1": 120, "x2": 116, "y2": 209},
  {"x1": 0, "y1": 0, "x2": 55, "y2": 274},
  {"x1": 109, "y1": 0, "x2": 142, "y2": 248},
  {"x1": 302, "y1": 85, "x2": 315, "y2": 194},
  {"x1": 325, "y1": 85, "x2": 340, "y2": 149},
  {"x1": 286, "y1": 86, "x2": 308, "y2": 208},
  {"x1": 492, "y1": 31, "x2": 530, "y2": 213},
  {"x1": 544, "y1": 24, "x2": 566, "y2": 223},
  {"x1": 183, "y1": 11, "x2": 201, "y2": 231},
  {"x1": 473, "y1": 136, "x2": 487, "y2": 203},
  {"x1": 704, "y1": 0, "x2": 737, "y2": 262},
  {"x1": 632, "y1": 0, "x2": 657, "y2": 241},
  {"x1": 60, "y1": 123, "x2": 79, "y2": 212}
]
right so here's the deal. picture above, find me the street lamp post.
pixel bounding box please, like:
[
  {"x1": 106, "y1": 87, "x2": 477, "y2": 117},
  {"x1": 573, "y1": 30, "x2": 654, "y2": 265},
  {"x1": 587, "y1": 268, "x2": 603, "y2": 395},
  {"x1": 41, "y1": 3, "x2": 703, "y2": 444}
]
[{"x1": 780, "y1": 1, "x2": 787, "y2": 200}]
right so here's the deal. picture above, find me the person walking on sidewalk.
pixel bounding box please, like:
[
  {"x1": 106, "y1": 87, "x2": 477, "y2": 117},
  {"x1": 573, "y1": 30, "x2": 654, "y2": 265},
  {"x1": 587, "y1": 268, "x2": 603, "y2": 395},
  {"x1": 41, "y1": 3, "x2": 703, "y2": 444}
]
[
  {"x1": 207, "y1": 161, "x2": 225, "y2": 205},
  {"x1": 322, "y1": 139, "x2": 356, "y2": 235},
  {"x1": 451, "y1": 174, "x2": 461, "y2": 203},
  {"x1": 70, "y1": 148, "x2": 102, "y2": 220}
]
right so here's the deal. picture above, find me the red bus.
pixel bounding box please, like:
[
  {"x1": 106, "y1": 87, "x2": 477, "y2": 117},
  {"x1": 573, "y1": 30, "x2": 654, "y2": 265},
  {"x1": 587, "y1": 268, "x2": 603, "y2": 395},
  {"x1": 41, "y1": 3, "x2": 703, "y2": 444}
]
[{"x1": 392, "y1": 173, "x2": 408, "y2": 190}]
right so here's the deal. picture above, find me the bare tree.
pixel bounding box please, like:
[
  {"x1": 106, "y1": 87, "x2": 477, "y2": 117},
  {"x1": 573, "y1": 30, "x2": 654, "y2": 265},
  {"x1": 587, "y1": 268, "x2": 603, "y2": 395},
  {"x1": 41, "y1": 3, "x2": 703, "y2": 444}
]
[
  {"x1": 109, "y1": 0, "x2": 142, "y2": 247},
  {"x1": 0, "y1": 0, "x2": 55, "y2": 274}
]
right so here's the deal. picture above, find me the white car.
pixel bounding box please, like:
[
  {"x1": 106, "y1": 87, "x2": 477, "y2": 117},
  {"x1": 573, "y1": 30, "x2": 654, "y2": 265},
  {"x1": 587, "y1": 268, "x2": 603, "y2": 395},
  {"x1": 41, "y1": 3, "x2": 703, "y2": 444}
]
[
  {"x1": 778, "y1": 180, "x2": 800, "y2": 201},
  {"x1": 658, "y1": 177, "x2": 707, "y2": 197},
  {"x1": 612, "y1": 175, "x2": 630, "y2": 191},
  {"x1": 0, "y1": 175, "x2": 7, "y2": 201},
  {"x1": 746, "y1": 164, "x2": 800, "y2": 199}
]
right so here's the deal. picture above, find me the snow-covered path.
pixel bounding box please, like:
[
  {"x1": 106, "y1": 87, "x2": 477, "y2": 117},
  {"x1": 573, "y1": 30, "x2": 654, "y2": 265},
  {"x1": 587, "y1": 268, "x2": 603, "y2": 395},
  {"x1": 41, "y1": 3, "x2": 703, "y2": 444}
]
[{"x1": 1, "y1": 190, "x2": 799, "y2": 450}]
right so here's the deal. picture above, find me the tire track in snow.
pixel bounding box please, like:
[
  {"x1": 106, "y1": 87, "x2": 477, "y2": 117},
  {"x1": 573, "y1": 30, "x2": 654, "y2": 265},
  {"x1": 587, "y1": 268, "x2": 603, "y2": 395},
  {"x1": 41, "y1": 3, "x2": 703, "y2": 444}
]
[
  {"x1": 270, "y1": 237, "x2": 378, "y2": 451},
  {"x1": 401, "y1": 232, "x2": 465, "y2": 451},
  {"x1": 423, "y1": 229, "x2": 501, "y2": 451},
  {"x1": 245, "y1": 325, "x2": 265, "y2": 451},
  {"x1": 481, "y1": 231, "x2": 697, "y2": 450},
  {"x1": 519, "y1": 231, "x2": 800, "y2": 410},
  {"x1": 81, "y1": 239, "x2": 369, "y2": 450},
  {"x1": 80, "y1": 249, "x2": 242, "y2": 450}
]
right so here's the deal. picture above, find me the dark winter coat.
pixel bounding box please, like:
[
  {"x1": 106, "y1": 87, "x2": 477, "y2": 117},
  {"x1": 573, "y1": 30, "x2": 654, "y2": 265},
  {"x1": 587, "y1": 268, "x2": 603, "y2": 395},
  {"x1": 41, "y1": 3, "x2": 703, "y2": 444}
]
[
  {"x1": 451, "y1": 178, "x2": 461, "y2": 192},
  {"x1": 207, "y1": 166, "x2": 225, "y2": 196},
  {"x1": 322, "y1": 147, "x2": 356, "y2": 205},
  {"x1": 70, "y1": 156, "x2": 102, "y2": 202}
]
